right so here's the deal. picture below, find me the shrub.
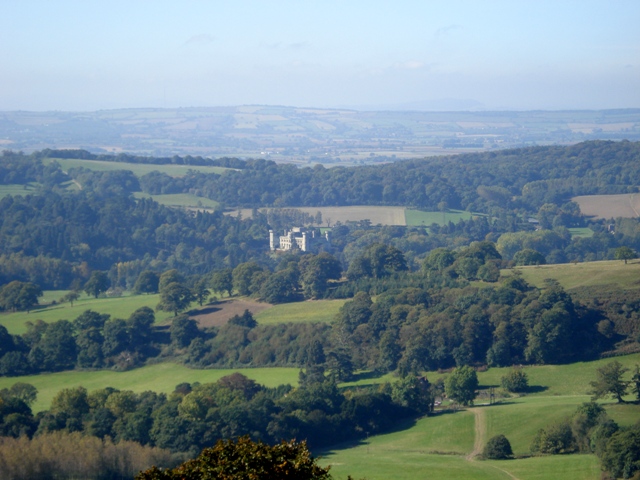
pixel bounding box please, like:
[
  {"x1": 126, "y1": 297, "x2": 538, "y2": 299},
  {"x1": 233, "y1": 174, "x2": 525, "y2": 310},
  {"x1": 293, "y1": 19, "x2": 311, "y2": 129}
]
[
  {"x1": 501, "y1": 368, "x2": 529, "y2": 393},
  {"x1": 483, "y1": 434, "x2": 513, "y2": 459},
  {"x1": 531, "y1": 421, "x2": 576, "y2": 454},
  {"x1": 136, "y1": 436, "x2": 331, "y2": 480}
]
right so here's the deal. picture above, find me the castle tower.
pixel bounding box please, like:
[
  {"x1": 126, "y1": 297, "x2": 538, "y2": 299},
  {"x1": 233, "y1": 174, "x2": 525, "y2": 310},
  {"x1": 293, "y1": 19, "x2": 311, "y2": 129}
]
[{"x1": 269, "y1": 230, "x2": 275, "y2": 251}]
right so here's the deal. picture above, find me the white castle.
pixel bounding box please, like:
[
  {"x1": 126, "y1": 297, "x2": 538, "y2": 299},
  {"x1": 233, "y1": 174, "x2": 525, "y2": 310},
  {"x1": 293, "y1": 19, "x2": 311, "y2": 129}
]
[{"x1": 269, "y1": 227, "x2": 330, "y2": 252}]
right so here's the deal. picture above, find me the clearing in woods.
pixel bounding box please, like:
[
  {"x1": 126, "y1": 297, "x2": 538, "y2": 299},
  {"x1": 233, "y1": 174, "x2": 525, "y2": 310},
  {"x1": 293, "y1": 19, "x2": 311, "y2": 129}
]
[
  {"x1": 573, "y1": 193, "x2": 640, "y2": 219},
  {"x1": 189, "y1": 298, "x2": 272, "y2": 328}
]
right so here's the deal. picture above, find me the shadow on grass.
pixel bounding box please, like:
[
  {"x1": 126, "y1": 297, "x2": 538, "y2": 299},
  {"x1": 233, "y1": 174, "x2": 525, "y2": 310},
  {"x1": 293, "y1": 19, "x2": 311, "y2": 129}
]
[
  {"x1": 527, "y1": 385, "x2": 549, "y2": 394},
  {"x1": 316, "y1": 416, "x2": 419, "y2": 457}
]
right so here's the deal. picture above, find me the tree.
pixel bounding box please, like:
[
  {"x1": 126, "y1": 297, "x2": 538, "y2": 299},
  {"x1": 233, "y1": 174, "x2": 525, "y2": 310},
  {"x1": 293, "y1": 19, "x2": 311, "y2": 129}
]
[
  {"x1": 211, "y1": 269, "x2": 233, "y2": 297},
  {"x1": 228, "y1": 309, "x2": 257, "y2": 329},
  {"x1": 300, "y1": 252, "x2": 342, "y2": 299},
  {"x1": 483, "y1": 435, "x2": 513, "y2": 459},
  {"x1": 601, "y1": 424, "x2": 640, "y2": 480},
  {"x1": 445, "y1": 365, "x2": 478, "y2": 406},
  {"x1": 0, "y1": 281, "x2": 43, "y2": 312},
  {"x1": 0, "y1": 382, "x2": 38, "y2": 406},
  {"x1": 60, "y1": 291, "x2": 80, "y2": 307},
  {"x1": 615, "y1": 246, "x2": 637, "y2": 264},
  {"x1": 158, "y1": 269, "x2": 184, "y2": 293},
  {"x1": 501, "y1": 368, "x2": 529, "y2": 393},
  {"x1": 631, "y1": 365, "x2": 640, "y2": 401},
  {"x1": 133, "y1": 271, "x2": 160, "y2": 294},
  {"x1": 191, "y1": 278, "x2": 211, "y2": 306},
  {"x1": 232, "y1": 262, "x2": 264, "y2": 296},
  {"x1": 136, "y1": 436, "x2": 332, "y2": 480},
  {"x1": 84, "y1": 271, "x2": 110, "y2": 299},
  {"x1": 156, "y1": 282, "x2": 194, "y2": 316},
  {"x1": 170, "y1": 315, "x2": 200, "y2": 348},
  {"x1": 590, "y1": 360, "x2": 629, "y2": 403},
  {"x1": 513, "y1": 248, "x2": 546, "y2": 266}
]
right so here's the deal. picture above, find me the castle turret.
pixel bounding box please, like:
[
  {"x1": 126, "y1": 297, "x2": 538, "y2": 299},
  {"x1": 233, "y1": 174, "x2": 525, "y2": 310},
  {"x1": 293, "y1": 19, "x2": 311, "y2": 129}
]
[{"x1": 269, "y1": 230, "x2": 275, "y2": 251}]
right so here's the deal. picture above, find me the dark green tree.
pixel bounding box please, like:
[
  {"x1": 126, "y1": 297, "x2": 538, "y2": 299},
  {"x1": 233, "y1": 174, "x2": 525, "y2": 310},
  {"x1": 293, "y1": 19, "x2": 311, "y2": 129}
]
[
  {"x1": 0, "y1": 281, "x2": 43, "y2": 312},
  {"x1": 210, "y1": 269, "x2": 233, "y2": 297},
  {"x1": 84, "y1": 271, "x2": 110, "y2": 299},
  {"x1": 170, "y1": 315, "x2": 200, "y2": 348},
  {"x1": 191, "y1": 278, "x2": 211, "y2": 306},
  {"x1": 483, "y1": 434, "x2": 513, "y2": 459},
  {"x1": 156, "y1": 282, "x2": 195, "y2": 316},
  {"x1": 445, "y1": 366, "x2": 478, "y2": 406},
  {"x1": 590, "y1": 361, "x2": 629, "y2": 403},
  {"x1": 501, "y1": 368, "x2": 529, "y2": 393},
  {"x1": 133, "y1": 271, "x2": 160, "y2": 294},
  {"x1": 60, "y1": 291, "x2": 80, "y2": 307},
  {"x1": 135, "y1": 436, "x2": 331, "y2": 480},
  {"x1": 614, "y1": 246, "x2": 637, "y2": 264},
  {"x1": 601, "y1": 424, "x2": 640, "y2": 479},
  {"x1": 158, "y1": 270, "x2": 184, "y2": 293},
  {"x1": 513, "y1": 248, "x2": 546, "y2": 266},
  {"x1": 228, "y1": 309, "x2": 257, "y2": 329},
  {"x1": 232, "y1": 262, "x2": 264, "y2": 296},
  {"x1": 300, "y1": 252, "x2": 342, "y2": 299}
]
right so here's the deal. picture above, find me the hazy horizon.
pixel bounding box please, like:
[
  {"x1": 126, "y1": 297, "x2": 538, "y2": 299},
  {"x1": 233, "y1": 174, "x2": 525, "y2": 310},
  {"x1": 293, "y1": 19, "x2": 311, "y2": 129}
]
[{"x1": 2, "y1": 1, "x2": 639, "y2": 112}]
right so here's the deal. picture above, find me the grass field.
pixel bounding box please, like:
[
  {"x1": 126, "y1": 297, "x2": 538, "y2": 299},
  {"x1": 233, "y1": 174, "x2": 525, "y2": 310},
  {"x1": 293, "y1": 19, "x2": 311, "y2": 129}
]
[
  {"x1": 0, "y1": 364, "x2": 300, "y2": 413},
  {"x1": 568, "y1": 227, "x2": 594, "y2": 238},
  {"x1": 254, "y1": 299, "x2": 346, "y2": 325},
  {"x1": 0, "y1": 292, "x2": 174, "y2": 334},
  {"x1": 230, "y1": 206, "x2": 408, "y2": 226},
  {"x1": 0, "y1": 183, "x2": 41, "y2": 198},
  {"x1": 133, "y1": 192, "x2": 220, "y2": 208},
  {"x1": 574, "y1": 193, "x2": 640, "y2": 219},
  {"x1": 404, "y1": 208, "x2": 476, "y2": 226},
  {"x1": 322, "y1": 354, "x2": 640, "y2": 480},
  {"x1": 502, "y1": 259, "x2": 640, "y2": 291},
  {"x1": 45, "y1": 158, "x2": 229, "y2": 178}
]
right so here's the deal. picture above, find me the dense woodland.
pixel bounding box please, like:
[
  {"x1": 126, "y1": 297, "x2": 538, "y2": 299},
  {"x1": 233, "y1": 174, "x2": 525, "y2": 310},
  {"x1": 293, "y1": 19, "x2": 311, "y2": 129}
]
[{"x1": 1, "y1": 142, "x2": 640, "y2": 478}]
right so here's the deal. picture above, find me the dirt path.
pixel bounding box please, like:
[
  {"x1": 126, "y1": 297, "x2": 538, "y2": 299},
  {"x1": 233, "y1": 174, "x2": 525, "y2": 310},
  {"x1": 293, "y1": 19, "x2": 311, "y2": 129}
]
[
  {"x1": 467, "y1": 407, "x2": 521, "y2": 480},
  {"x1": 466, "y1": 407, "x2": 487, "y2": 461}
]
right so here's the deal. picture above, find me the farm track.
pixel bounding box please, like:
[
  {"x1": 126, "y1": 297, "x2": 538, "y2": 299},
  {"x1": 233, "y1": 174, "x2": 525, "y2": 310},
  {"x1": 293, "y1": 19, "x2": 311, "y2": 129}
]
[{"x1": 467, "y1": 407, "x2": 521, "y2": 480}]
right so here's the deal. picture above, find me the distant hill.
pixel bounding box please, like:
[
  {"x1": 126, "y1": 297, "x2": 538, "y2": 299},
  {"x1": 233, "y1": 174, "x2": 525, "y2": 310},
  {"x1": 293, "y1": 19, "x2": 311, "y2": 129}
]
[{"x1": 1, "y1": 106, "x2": 639, "y2": 163}]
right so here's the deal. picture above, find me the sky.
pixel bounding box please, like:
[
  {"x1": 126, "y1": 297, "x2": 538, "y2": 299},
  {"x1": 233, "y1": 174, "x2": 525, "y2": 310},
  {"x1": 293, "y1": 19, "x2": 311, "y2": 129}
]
[{"x1": 1, "y1": 0, "x2": 639, "y2": 111}]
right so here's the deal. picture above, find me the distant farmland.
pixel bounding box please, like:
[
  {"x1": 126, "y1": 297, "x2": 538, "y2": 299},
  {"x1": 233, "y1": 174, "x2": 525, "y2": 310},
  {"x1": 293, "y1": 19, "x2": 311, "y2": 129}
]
[
  {"x1": 44, "y1": 158, "x2": 230, "y2": 177},
  {"x1": 228, "y1": 206, "x2": 479, "y2": 227},
  {"x1": 573, "y1": 193, "x2": 640, "y2": 219}
]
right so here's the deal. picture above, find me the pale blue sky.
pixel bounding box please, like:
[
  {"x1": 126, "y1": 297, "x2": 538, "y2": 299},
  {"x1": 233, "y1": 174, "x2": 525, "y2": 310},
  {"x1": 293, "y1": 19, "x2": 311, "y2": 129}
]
[{"x1": 1, "y1": 1, "x2": 638, "y2": 111}]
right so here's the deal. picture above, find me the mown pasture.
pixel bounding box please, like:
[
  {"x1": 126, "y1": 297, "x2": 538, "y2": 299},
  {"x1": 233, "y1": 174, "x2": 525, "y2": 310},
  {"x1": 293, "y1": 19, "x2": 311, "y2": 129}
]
[
  {"x1": 0, "y1": 364, "x2": 300, "y2": 413},
  {"x1": 0, "y1": 183, "x2": 41, "y2": 199},
  {"x1": 321, "y1": 353, "x2": 640, "y2": 480},
  {"x1": 404, "y1": 208, "x2": 477, "y2": 226},
  {"x1": 254, "y1": 299, "x2": 347, "y2": 326},
  {"x1": 133, "y1": 192, "x2": 220, "y2": 209},
  {"x1": 502, "y1": 259, "x2": 640, "y2": 291},
  {"x1": 44, "y1": 158, "x2": 230, "y2": 177},
  {"x1": 228, "y1": 206, "x2": 483, "y2": 227},
  {"x1": 574, "y1": 193, "x2": 640, "y2": 219},
  {"x1": 0, "y1": 292, "x2": 174, "y2": 335}
]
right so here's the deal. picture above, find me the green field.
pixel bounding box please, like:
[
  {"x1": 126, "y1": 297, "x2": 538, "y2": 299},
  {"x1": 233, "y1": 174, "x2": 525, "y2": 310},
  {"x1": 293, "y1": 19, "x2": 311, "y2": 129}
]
[
  {"x1": 0, "y1": 292, "x2": 174, "y2": 334},
  {"x1": 405, "y1": 208, "x2": 477, "y2": 227},
  {"x1": 503, "y1": 259, "x2": 640, "y2": 291},
  {"x1": 133, "y1": 192, "x2": 220, "y2": 208},
  {"x1": 0, "y1": 183, "x2": 41, "y2": 199},
  {"x1": 568, "y1": 227, "x2": 594, "y2": 238},
  {"x1": 322, "y1": 354, "x2": 640, "y2": 480},
  {"x1": 254, "y1": 299, "x2": 347, "y2": 325},
  {"x1": 0, "y1": 364, "x2": 300, "y2": 413},
  {"x1": 45, "y1": 158, "x2": 229, "y2": 178}
]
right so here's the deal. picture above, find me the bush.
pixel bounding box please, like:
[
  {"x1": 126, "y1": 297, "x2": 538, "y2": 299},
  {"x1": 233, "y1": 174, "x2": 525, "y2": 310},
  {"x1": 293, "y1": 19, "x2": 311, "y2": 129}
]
[
  {"x1": 483, "y1": 434, "x2": 513, "y2": 459},
  {"x1": 501, "y1": 368, "x2": 529, "y2": 393},
  {"x1": 531, "y1": 421, "x2": 576, "y2": 454},
  {"x1": 136, "y1": 436, "x2": 331, "y2": 480}
]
